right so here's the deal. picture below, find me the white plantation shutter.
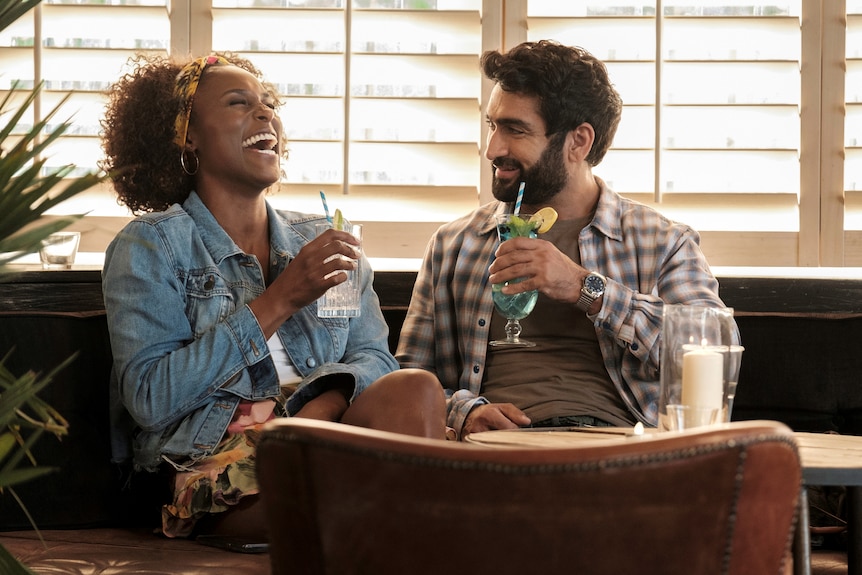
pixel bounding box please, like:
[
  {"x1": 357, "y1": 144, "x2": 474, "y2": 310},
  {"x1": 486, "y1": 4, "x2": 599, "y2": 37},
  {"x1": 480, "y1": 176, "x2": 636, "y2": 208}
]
[
  {"x1": 846, "y1": 0, "x2": 862, "y2": 264},
  {"x1": 0, "y1": 0, "x2": 170, "y2": 227},
  {"x1": 210, "y1": 0, "x2": 482, "y2": 257},
  {"x1": 526, "y1": 0, "x2": 805, "y2": 265},
  {"x1": 211, "y1": 6, "x2": 346, "y2": 187},
  {"x1": 3, "y1": 0, "x2": 859, "y2": 265}
]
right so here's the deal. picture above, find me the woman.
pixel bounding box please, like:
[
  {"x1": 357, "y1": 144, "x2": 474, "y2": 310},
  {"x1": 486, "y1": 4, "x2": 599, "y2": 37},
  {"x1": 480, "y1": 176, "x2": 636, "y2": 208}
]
[{"x1": 99, "y1": 53, "x2": 446, "y2": 539}]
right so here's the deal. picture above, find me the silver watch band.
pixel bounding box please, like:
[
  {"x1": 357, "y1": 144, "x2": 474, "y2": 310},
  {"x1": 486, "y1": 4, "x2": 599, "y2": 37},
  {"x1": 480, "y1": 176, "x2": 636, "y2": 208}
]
[{"x1": 576, "y1": 290, "x2": 595, "y2": 312}]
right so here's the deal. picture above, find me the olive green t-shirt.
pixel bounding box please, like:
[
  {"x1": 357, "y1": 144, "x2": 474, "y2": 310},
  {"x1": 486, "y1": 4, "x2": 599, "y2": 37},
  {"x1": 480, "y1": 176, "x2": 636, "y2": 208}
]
[{"x1": 482, "y1": 217, "x2": 635, "y2": 426}]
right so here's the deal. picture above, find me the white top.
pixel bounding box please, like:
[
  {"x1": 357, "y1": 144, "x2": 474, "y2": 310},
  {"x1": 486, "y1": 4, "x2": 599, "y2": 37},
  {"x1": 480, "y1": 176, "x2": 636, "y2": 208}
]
[{"x1": 267, "y1": 332, "x2": 302, "y2": 387}]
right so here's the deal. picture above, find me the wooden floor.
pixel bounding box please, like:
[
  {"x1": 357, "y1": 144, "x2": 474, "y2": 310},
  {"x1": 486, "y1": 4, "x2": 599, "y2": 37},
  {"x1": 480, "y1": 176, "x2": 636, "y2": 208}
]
[{"x1": 811, "y1": 550, "x2": 847, "y2": 574}]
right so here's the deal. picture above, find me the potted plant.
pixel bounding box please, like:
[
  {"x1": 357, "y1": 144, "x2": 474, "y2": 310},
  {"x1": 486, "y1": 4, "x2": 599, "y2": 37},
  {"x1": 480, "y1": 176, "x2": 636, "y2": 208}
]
[{"x1": 0, "y1": 0, "x2": 107, "y2": 572}]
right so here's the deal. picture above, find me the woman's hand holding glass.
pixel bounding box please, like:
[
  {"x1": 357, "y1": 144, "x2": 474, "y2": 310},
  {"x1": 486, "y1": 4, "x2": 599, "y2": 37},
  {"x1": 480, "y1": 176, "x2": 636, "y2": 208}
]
[
  {"x1": 286, "y1": 228, "x2": 359, "y2": 306},
  {"x1": 250, "y1": 228, "x2": 359, "y2": 337}
]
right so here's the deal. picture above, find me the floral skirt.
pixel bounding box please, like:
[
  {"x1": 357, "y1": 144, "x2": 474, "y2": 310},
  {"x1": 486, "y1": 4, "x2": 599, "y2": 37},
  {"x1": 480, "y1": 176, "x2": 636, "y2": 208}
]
[{"x1": 161, "y1": 399, "x2": 278, "y2": 538}]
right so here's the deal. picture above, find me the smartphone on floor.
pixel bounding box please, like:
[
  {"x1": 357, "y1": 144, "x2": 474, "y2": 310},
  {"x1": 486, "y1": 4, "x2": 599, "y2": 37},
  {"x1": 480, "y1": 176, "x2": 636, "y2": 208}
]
[{"x1": 195, "y1": 534, "x2": 270, "y2": 554}]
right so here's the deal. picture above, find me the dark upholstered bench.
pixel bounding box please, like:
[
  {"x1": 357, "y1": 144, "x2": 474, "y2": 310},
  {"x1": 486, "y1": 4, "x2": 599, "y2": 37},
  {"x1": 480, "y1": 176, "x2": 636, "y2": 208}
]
[
  {"x1": 2, "y1": 266, "x2": 860, "y2": 574},
  {"x1": 719, "y1": 274, "x2": 862, "y2": 434}
]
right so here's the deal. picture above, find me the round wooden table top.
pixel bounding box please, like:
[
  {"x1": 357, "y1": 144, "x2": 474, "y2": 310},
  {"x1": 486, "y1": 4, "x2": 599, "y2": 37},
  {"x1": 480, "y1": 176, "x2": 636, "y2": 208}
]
[{"x1": 465, "y1": 425, "x2": 862, "y2": 486}]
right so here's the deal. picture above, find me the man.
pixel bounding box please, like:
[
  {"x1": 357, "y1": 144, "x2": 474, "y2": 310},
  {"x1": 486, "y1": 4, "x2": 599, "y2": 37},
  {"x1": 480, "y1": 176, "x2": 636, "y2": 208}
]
[{"x1": 396, "y1": 40, "x2": 730, "y2": 439}]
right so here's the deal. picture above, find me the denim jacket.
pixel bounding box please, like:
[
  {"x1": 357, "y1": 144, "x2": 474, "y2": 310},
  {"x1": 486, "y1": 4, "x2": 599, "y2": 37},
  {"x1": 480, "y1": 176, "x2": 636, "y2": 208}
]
[{"x1": 103, "y1": 192, "x2": 397, "y2": 471}]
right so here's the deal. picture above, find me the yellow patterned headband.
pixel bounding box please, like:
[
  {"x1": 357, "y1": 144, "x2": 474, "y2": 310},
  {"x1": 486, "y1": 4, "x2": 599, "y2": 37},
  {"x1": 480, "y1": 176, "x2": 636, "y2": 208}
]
[{"x1": 173, "y1": 55, "x2": 231, "y2": 149}]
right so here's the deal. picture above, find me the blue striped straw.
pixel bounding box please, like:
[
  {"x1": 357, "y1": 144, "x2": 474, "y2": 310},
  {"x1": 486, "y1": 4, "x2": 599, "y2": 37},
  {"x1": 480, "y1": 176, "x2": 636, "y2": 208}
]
[
  {"x1": 319, "y1": 190, "x2": 332, "y2": 223},
  {"x1": 514, "y1": 181, "x2": 525, "y2": 216}
]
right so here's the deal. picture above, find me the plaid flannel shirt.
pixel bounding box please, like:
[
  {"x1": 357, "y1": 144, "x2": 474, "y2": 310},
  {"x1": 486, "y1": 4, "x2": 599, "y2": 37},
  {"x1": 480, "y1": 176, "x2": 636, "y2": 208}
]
[{"x1": 396, "y1": 180, "x2": 730, "y2": 436}]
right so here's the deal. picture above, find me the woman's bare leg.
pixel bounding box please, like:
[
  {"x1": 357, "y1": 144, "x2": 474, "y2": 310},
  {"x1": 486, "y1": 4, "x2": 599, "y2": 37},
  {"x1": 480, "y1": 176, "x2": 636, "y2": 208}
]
[
  {"x1": 341, "y1": 368, "x2": 446, "y2": 439},
  {"x1": 192, "y1": 372, "x2": 444, "y2": 540}
]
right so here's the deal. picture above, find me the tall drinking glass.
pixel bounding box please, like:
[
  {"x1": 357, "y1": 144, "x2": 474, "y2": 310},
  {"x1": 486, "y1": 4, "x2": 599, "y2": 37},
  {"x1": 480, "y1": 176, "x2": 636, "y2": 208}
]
[
  {"x1": 315, "y1": 221, "x2": 363, "y2": 318},
  {"x1": 489, "y1": 213, "x2": 539, "y2": 347}
]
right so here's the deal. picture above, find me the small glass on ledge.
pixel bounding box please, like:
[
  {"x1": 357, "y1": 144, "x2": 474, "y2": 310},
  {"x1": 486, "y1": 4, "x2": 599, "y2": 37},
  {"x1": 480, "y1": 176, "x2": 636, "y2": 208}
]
[{"x1": 39, "y1": 232, "x2": 80, "y2": 269}]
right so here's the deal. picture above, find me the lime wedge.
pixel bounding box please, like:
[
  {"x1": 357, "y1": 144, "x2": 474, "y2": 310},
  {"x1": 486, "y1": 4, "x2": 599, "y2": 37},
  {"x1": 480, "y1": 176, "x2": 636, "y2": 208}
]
[
  {"x1": 333, "y1": 208, "x2": 344, "y2": 230},
  {"x1": 530, "y1": 207, "x2": 558, "y2": 234}
]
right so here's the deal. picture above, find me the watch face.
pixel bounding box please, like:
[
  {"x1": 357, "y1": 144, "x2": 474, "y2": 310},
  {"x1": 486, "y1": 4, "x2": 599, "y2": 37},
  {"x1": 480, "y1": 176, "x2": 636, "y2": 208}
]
[{"x1": 584, "y1": 274, "x2": 605, "y2": 295}]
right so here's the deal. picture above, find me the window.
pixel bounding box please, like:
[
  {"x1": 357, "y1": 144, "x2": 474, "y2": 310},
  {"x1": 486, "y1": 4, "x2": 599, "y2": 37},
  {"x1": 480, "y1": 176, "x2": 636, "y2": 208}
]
[
  {"x1": 212, "y1": 0, "x2": 482, "y2": 257},
  {"x1": 0, "y1": 0, "x2": 170, "y2": 252},
  {"x1": 2, "y1": 0, "x2": 169, "y2": 176},
  {"x1": 3, "y1": 0, "x2": 860, "y2": 266},
  {"x1": 847, "y1": 0, "x2": 862, "y2": 264},
  {"x1": 526, "y1": 0, "x2": 805, "y2": 266}
]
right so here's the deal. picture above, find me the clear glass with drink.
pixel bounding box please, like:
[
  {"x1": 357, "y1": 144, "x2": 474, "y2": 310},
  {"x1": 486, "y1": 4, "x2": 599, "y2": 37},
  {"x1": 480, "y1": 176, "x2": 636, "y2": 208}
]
[
  {"x1": 315, "y1": 221, "x2": 362, "y2": 318},
  {"x1": 489, "y1": 213, "x2": 539, "y2": 347}
]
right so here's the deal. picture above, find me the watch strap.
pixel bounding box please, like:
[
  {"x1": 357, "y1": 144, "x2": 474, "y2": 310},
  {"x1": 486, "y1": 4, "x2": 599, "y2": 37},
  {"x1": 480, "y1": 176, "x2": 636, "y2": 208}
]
[{"x1": 575, "y1": 289, "x2": 597, "y2": 312}]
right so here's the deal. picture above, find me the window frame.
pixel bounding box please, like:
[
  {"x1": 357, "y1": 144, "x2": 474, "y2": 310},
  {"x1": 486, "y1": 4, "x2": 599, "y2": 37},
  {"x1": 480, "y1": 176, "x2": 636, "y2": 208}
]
[{"x1": 3, "y1": 0, "x2": 858, "y2": 267}]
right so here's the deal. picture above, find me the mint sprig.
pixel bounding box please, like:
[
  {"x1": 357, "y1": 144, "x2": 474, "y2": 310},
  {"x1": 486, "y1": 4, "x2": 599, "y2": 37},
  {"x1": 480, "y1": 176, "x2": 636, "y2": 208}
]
[{"x1": 507, "y1": 215, "x2": 538, "y2": 238}]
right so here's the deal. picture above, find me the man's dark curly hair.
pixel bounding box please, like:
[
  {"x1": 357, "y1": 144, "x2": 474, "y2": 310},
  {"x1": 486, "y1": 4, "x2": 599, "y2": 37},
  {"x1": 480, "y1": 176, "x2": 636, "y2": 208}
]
[
  {"x1": 99, "y1": 52, "x2": 284, "y2": 214},
  {"x1": 481, "y1": 40, "x2": 622, "y2": 167}
]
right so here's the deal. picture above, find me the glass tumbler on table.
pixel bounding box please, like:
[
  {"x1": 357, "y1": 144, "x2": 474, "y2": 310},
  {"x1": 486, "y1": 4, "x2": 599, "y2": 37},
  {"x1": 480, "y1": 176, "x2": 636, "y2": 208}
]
[{"x1": 657, "y1": 304, "x2": 742, "y2": 431}]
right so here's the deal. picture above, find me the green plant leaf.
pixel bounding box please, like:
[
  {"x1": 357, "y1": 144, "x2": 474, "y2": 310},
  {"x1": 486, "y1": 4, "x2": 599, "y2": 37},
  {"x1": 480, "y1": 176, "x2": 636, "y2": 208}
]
[
  {"x1": 1, "y1": 424, "x2": 45, "y2": 472},
  {"x1": 0, "y1": 465, "x2": 58, "y2": 490},
  {"x1": 0, "y1": 431, "x2": 14, "y2": 462},
  {"x1": 0, "y1": 2, "x2": 82, "y2": 570},
  {"x1": 0, "y1": 541, "x2": 36, "y2": 575},
  {"x1": 0, "y1": 81, "x2": 103, "y2": 268},
  {"x1": 0, "y1": 0, "x2": 41, "y2": 35},
  {"x1": 0, "y1": 352, "x2": 74, "y2": 433},
  {"x1": 0, "y1": 372, "x2": 48, "y2": 430},
  {"x1": 0, "y1": 352, "x2": 72, "y2": 564}
]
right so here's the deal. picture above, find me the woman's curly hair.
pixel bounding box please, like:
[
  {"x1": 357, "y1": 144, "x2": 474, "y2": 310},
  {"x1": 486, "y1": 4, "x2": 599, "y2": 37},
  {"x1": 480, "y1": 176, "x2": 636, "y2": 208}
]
[
  {"x1": 481, "y1": 40, "x2": 622, "y2": 167},
  {"x1": 99, "y1": 52, "x2": 284, "y2": 214}
]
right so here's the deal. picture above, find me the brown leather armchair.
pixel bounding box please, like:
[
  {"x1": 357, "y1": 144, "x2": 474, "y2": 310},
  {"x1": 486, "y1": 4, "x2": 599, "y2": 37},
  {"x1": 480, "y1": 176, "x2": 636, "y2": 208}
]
[{"x1": 256, "y1": 419, "x2": 801, "y2": 575}]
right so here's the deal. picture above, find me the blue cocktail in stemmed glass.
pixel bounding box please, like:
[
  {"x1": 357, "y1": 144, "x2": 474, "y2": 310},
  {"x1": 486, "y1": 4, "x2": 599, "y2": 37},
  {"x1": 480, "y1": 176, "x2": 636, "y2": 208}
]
[{"x1": 489, "y1": 213, "x2": 539, "y2": 347}]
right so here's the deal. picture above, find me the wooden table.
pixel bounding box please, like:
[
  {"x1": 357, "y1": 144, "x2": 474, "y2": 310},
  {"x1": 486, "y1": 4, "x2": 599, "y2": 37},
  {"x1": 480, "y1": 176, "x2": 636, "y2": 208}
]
[
  {"x1": 794, "y1": 432, "x2": 862, "y2": 575},
  {"x1": 466, "y1": 427, "x2": 862, "y2": 575}
]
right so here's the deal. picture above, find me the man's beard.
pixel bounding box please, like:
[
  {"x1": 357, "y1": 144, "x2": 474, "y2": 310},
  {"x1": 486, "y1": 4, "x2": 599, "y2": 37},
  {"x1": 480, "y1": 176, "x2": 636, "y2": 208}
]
[{"x1": 491, "y1": 132, "x2": 568, "y2": 205}]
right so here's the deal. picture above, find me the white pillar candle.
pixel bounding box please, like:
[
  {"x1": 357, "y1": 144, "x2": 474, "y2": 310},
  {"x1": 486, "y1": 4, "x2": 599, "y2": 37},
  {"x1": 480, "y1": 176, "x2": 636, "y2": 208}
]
[{"x1": 681, "y1": 348, "x2": 724, "y2": 409}]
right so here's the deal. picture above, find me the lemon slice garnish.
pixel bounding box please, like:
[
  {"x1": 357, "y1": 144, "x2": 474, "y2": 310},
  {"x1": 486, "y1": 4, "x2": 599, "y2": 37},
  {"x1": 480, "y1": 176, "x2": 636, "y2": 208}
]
[
  {"x1": 530, "y1": 207, "x2": 558, "y2": 234},
  {"x1": 333, "y1": 208, "x2": 344, "y2": 230}
]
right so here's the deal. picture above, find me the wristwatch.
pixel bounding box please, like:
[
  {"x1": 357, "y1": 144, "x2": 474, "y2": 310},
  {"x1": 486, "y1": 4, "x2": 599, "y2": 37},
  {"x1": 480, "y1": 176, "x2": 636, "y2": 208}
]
[{"x1": 576, "y1": 271, "x2": 606, "y2": 313}]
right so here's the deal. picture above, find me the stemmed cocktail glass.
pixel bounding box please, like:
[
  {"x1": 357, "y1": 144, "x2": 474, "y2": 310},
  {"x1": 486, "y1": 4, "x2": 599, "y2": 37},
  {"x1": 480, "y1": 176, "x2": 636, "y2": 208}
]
[{"x1": 489, "y1": 213, "x2": 540, "y2": 347}]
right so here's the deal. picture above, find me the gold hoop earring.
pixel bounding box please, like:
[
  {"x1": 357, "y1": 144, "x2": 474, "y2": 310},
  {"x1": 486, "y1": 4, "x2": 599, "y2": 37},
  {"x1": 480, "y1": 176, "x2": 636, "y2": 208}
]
[{"x1": 180, "y1": 149, "x2": 199, "y2": 176}]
